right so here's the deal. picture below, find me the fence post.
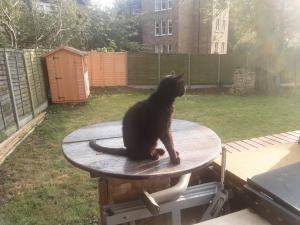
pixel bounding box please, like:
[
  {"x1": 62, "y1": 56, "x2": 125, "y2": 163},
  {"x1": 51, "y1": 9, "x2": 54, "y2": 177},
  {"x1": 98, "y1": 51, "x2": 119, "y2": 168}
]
[
  {"x1": 217, "y1": 54, "x2": 221, "y2": 87},
  {"x1": 23, "y1": 50, "x2": 36, "y2": 117},
  {"x1": 295, "y1": 54, "x2": 297, "y2": 87},
  {"x1": 4, "y1": 49, "x2": 20, "y2": 129},
  {"x1": 188, "y1": 54, "x2": 191, "y2": 88},
  {"x1": 158, "y1": 53, "x2": 161, "y2": 84}
]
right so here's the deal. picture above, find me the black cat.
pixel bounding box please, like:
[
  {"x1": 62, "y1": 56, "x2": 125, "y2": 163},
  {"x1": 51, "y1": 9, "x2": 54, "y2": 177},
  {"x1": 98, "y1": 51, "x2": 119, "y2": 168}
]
[{"x1": 89, "y1": 74, "x2": 185, "y2": 164}]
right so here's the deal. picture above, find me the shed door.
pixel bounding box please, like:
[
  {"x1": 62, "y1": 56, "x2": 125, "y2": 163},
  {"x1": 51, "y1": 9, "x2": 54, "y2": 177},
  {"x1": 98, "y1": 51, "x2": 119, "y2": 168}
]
[{"x1": 53, "y1": 51, "x2": 78, "y2": 101}]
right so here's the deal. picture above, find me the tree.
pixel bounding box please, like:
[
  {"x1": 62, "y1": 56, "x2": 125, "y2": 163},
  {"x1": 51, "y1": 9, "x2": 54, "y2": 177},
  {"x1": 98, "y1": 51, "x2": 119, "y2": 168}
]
[
  {"x1": 0, "y1": 0, "x2": 23, "y2": 48},
  {"x1": 0, "y1": 0, "x2": 142, "y2": 51}
]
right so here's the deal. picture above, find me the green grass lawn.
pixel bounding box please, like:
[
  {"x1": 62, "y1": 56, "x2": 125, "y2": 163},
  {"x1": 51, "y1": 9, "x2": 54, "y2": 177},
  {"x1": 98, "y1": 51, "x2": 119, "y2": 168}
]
[{"x1": 0, "y1": 88, "x2": 299, "y2": 225}]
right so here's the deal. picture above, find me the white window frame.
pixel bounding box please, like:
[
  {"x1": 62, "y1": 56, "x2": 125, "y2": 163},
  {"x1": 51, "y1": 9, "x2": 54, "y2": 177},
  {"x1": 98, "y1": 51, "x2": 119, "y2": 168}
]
[
  {"x1": 155, "y1": 0, "x2": 172, "y2": 12},
  {"x1": 161, "y1": 20, "x2": 167, "y2": 35},
  {"x1": 168, "y1": 19, "x2": 173, "y2": 35},
  {"x1": 155, "y1": 21, "x2": 160, "y2": 36}
]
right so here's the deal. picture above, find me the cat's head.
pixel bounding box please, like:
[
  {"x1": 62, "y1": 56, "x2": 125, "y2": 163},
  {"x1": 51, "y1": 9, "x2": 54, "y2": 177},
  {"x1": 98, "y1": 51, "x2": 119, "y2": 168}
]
[{"x1": 157, "y1": 74, "x2": 186, "y2": 97}]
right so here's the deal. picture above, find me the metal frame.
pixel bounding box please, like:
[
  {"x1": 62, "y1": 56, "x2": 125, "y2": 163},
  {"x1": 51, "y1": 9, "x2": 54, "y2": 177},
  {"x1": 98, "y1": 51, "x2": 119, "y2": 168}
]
[
  {"x1": 103, "y1": 182, "x2": 219, "y2": 225},
  {"x1": 101, "y1": 147, "x2": 228, "y2": 225}
]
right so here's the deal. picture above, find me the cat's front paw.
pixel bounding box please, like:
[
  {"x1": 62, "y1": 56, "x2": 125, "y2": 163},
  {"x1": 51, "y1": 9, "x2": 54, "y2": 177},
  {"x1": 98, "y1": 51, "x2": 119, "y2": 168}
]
[{"x1": 171, "y1": 155, "x2": 181, "y2": 165}]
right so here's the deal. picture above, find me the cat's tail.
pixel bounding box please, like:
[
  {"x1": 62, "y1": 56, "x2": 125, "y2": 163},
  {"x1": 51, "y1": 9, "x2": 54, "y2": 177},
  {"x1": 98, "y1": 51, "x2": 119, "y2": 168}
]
[{"x1": 89, "y1": 140, "x2": 127, "y2": 156}]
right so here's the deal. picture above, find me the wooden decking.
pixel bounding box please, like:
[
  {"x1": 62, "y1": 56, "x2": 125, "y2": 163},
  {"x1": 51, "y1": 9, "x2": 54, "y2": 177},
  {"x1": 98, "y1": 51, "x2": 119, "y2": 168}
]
[
  {"x1": 214, "y1": 130, "x2": 300, "y2": 183},
  {"x1": 223, "y1": 130, "x2": 300, "y2": 153}
]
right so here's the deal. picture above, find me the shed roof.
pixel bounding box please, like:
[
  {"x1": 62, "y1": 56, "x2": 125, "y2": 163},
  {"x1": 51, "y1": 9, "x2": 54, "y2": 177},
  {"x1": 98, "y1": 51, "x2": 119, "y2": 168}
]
[{"x1": 43, "y1": 46, "x2": 88, "y2": 58}]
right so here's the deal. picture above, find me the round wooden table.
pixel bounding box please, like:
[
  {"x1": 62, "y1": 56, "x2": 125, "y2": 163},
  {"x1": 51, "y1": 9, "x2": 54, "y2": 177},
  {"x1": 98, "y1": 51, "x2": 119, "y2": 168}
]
[{"x1": 62, "y1": 119, "x2": 222, "y2": 180}]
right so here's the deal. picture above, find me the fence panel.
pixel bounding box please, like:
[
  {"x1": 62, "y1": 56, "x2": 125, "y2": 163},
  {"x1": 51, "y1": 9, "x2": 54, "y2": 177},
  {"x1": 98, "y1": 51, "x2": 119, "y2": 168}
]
[
  {"x1": 128, "y1": 53, "x2": 158, "y2": 85},
  {"x1": 0, "y1": 50, "x2": 16, "y2": 137},
  {"x1": 0, "y1": 48, "x2": 48, "y2": 142},
  {"x1": 6, "y1": 50, "x2": 33, "y2": 126},
  {"x1": 160, "y1": 54, "x2": 189, "y2": 83},
  {"x1": 23, "y1": 49, "x2": 48, "y2": 115},
  {"x1": 190, "y1": 55, "x2": 219, "y2": 85},
  {"x1": 220, "y1": 54, "x2": 250, "y2": 85},
  {"x1": 87, "y1": 52, "x2": 127, "y2": 87}
]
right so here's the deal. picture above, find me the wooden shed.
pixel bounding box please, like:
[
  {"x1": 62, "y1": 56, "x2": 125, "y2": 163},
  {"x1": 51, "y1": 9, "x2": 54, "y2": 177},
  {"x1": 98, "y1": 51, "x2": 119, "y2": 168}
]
[{"x1": 44, "y1": 46, "x2": 90, "y2": 103}]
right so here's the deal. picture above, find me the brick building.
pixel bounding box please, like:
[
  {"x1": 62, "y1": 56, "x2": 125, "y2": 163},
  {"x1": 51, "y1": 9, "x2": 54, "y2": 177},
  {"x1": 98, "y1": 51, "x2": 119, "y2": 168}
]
[{"x1": 130, "y1": 0, "x2": 229, "y2": 54}]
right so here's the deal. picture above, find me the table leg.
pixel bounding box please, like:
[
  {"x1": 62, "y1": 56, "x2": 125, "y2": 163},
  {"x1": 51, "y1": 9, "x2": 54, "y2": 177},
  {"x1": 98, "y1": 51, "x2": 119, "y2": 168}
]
[{"x1": 98, "y1": 177, "x2": 109, "y2": 225}]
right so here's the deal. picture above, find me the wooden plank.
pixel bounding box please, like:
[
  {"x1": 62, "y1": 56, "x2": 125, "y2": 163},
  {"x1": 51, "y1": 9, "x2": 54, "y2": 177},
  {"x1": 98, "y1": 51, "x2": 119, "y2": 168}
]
[
  {"x1": 265, "y1": 135, "x2": 287, "y2": 144},
  {"x1": 241, "y1": 139, "x2": 265, "y2": 148},
  {"x1": 62, "y1": 120, "x2": 222, "y2": 179},
  {"x1": 280, "y1": 133, "x2": 299, "y2": 141},
  {"x1": 0, "y1": 112, "x2": 46, "y2": 165},
  {"x1": 196, "y1": 209, "x2": 271, "y2": 225},
  {"x1": 257, "y1": 137, "x2": 278, "y2": 145},
  {"x1": 214, "y1": 143, "x2": 300, "y2": 183},
  {"x1": 273, "y1": 134, "x2": 297, "y2": 142},
  {"x1": 233, "y1": 141, "x2": 256, "y2": 150},
  {"x1": 222, "y1": 144, "x2": 234, "y2": 153},
  {"x1": 226, "y1": 142, "x2": 244, "y2": 152},
  {"x1": 287, "y1": 131, "x2": 300, "y2": 138}
]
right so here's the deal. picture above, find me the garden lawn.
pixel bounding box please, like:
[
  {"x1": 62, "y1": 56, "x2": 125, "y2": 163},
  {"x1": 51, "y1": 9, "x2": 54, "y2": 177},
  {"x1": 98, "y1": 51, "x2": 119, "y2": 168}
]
[{"x1": 0, "y1": 88, "x2": 300, "y2": 225}]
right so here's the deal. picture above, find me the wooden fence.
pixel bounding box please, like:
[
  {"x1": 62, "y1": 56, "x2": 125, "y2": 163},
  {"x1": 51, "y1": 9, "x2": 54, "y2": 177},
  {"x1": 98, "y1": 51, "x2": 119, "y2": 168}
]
[
  {"x1": 87, "y1": 52, "x2": 127, "y2": 87},
  {"x1": 0, "y1": 49, "x2": 48, "y2": 142},
  {"x1": 127, "y1": 53, "x2": 254, "y2": 87}
]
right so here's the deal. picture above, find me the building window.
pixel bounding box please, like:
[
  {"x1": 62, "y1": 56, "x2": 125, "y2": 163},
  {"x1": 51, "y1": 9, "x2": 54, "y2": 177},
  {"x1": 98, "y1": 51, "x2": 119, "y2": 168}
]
[
  {"x1": 162, "y1": 21, "x2": 167, "y2": 35},
  {"x1": 168, "y1": 20, "x2": 173, "y2": 35},
  {"x1": 222, "y1": 19, "x2": 226, "y2": 31},
  {"x1": 163, "y1": 44, "x2": 167, "y2": 53},
  {"x1": 155, "y1": 21, "x2": 160, "y2": 36},
  {"x1": 155, "y1": 0, "x2": 160, "y2": 11},
  {"x1": 215, "y1": 42, "x2": 219, "y2": 53},
  {"x1": 168, "y1": 44, "x2": 172, "y2": 53},
  {"x1": 168, "y1": 0, "x2": 173, "y2": 9},
  {"x1": 155, "y1": 0, "x2": 172, "y2": 11},
  {"x1": 155, "y1": 45, "x2": 160, "y2": 53},
  {"x1": 162, "y1": 0, "x2": 167, "y2": 10},
  {"x1": 216, "y1": 18, "x2": 220, "y2": 31},
  {"x1": 221, "y1": 42, "x2": 225, "y2": 53}
]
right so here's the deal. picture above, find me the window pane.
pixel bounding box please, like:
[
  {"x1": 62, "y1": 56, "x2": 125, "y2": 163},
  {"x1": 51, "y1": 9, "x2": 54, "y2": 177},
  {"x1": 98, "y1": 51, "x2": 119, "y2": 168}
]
[
  {"x1": 216, "y1": 19, "x2": 220, "y2": 31},
  {"x1": 168, "y1": 44, "x2": 172, "y2": 53},
  {"x1": 168, "y1": 20, "x2": 173, "y2": 35},
  {"x1": 162, "y1": 21, "x2": 167, "y2": 35},
  {"x1": 168, "y1": 0, "x2": 173, "y2": 9},
  {"x1": 163, "y1": 44, "x2": 167, "y2": 53},
  {"x1": 162, "y1": 0, "x2": 167, "y2": 9},
  {"x1": 215, "y1": 42, "x2": 218, "y2": 53},
  {"x1": 155, "y1": 0, "x2": 161, "y2": 11},
  {"x1": 155, "y1": 21, "x2": 160, "y2": 35},
  {"x1": 222, "y1": 42, "x2": 225, "y2": 53}
]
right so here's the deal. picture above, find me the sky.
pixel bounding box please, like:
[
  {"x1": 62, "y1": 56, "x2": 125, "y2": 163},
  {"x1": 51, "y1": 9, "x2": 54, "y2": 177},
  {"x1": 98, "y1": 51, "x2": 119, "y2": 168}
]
[{"x1": 91, "y1": 0, "x2": 115, "y2": 9}]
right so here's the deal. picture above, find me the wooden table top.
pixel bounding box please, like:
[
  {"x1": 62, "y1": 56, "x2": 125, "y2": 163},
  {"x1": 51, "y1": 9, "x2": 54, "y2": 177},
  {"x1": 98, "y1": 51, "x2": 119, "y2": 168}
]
[{"x1": 62, "y1": 119, "x2": 221, "y2": 179}]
